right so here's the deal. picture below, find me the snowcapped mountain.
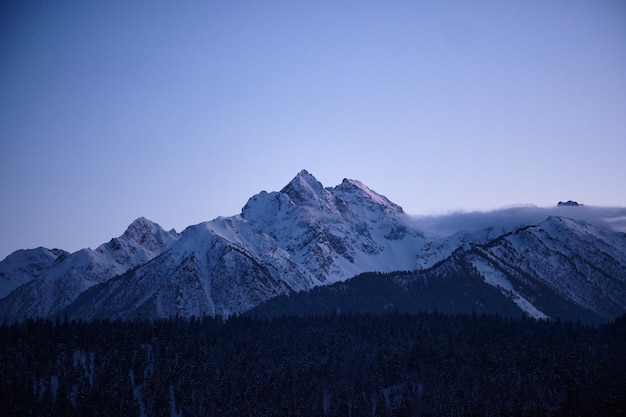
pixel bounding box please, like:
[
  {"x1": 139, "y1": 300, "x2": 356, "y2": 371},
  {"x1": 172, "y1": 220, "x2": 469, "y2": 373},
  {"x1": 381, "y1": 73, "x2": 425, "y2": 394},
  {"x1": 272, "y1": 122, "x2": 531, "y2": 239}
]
[
  {"x1": 65, "y1": 170, "x2": 426, "y2": 320},
  {"x1": 465, "y1": 216, "x2": 626, "y2": 321},
  {"x1": 250, "y1": 215, "x2": 626, "y2": 324},
  {"x1": 0, "y1": 218, "x2": 179, "y2": 321},
  {"x1": 415, "y1": 227, "x2": 505, "y2": 270},
  {"x1": 65, "y1": 216, "x2": 314, "y2": 320},
  {"x1": 1, "y1": 170, "x2": 625, "y2": 323},
  {"x1": 242, "y1": 170, "x2": 425, "y2": 283},
  {"x1": 0, "y1": 247, "x2": 68, "y2": 299}
]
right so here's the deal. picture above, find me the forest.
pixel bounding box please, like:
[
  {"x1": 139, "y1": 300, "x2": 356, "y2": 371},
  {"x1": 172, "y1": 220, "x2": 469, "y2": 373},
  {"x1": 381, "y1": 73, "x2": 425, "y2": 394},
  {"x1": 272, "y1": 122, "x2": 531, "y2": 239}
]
[{"x1": 1, "y1": 312, "x2": 624, "y2": 416}]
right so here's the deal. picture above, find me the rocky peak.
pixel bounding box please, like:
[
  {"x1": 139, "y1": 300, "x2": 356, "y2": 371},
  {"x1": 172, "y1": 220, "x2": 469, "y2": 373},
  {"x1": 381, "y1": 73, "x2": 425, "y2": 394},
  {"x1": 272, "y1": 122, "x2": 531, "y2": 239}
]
[
  {"x1": 279, "y1": 170, "x2": 331, "y2": 209},
  {"x1": 123, "y1": 217, "x2": 158, "y2": 241},
  {"x1": 332, "y1": 178, "x2": 404, "y2": 215},
  {"x1": 241, "y1": 191, "x2": 294, "y2": 230},
  {"x1": 119, "y1": 217, "x2": 178, "y2": 253},
  {"x1": 0, "y1": 247, "x2": 69, "y2": 299},
  {"x1": 1, "y1": 247, "x2": 66, "y2": 265},
  {"x1": 558, "y1": 200, "x2": 582, "y2": 207}
]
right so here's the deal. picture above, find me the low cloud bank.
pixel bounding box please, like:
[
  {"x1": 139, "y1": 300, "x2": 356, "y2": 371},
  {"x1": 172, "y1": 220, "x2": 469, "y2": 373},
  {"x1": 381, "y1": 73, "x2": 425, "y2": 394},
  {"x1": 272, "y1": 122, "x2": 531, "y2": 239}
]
[{"x1": 410, "y1": 205, "x2": 626, "y2": 237}]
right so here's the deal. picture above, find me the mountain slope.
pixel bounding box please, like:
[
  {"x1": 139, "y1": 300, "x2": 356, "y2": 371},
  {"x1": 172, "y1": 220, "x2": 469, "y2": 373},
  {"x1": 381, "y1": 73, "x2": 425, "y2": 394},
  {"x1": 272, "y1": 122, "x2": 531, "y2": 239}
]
[
  {"x1": 65, "y1": 171, "x2": 427, "y2": 320},
  {"x1": 2, "y1": 171, "x2": 625, "y2": 323},
  {"x1": 249, "y1": 216, "x2": 626, "y2": 324},
  {"x1": 242, "y1": 170, "x2": 425, "y2": 283},
  {"x1": 465, "y1": 216, "x2": 626, "y2": 322},
  {"x1": 0, "y1": 247, "x2": 68, "y2": 299},
  {"x1": 0, "y1": 218, "x2": 179, "y2": 321},
  {"x1": 248, "y1": 259, "x2": 526, "y2": 319},
  {"x1": 65, "y1": 216, "x2": 315, "y2": 320}
]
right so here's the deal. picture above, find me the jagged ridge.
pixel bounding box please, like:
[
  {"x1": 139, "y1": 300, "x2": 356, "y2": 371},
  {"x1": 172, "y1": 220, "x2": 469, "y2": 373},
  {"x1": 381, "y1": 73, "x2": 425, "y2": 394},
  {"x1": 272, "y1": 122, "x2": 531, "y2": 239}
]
[{"x1": 1, "y1": 170, "x2": 625, "y2": 323}]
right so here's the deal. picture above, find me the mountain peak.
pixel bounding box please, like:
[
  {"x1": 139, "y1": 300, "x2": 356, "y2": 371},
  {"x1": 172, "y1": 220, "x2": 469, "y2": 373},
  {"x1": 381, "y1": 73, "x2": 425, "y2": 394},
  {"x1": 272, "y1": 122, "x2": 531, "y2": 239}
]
[
  {"x1": 119, "y1": 217, "x2": 179, "y2": 252},
  {"x1": 297, "y1": 168, "x2": 313, "y2": 178},
  {"x1": 284, "y1": 169, "x2": 321, "y2": 188},
  {"x1": 123, "y1": 217, "x2": 158, "y2": 239},
  {"x1": 558, "y1": 200, "x2": 582, "y2": 207},
  {"x1": 334, "y1": 178, "x2": 405, "y2": 215},
  {"x1": 280, "y1": 170, "x2": 327, "y2": 207}
]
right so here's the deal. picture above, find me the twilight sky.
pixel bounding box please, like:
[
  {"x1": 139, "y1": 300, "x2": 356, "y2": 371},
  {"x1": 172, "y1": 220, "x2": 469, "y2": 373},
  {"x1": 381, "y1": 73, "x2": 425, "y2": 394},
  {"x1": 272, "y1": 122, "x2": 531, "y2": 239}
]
[{"x1": 1, "y1": 0, "x2": 625, "y2": 260}]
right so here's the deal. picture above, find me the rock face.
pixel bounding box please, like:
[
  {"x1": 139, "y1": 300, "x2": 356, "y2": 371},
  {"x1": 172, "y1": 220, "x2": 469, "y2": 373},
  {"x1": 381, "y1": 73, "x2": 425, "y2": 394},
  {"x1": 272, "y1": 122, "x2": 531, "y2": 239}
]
[
  {"x1": 558, "y1": 200, "x2": 582, "y2": 207},
  {"x1": 1, "y1": 170, "x2": 625, "y2": 322}
]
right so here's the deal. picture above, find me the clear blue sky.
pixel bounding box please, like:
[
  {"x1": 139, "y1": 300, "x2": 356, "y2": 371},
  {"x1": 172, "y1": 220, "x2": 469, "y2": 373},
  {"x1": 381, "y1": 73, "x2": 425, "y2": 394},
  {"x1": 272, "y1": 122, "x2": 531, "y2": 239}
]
[{"x1": 1, "y1": 0, "x2": 625, "y2": 259}]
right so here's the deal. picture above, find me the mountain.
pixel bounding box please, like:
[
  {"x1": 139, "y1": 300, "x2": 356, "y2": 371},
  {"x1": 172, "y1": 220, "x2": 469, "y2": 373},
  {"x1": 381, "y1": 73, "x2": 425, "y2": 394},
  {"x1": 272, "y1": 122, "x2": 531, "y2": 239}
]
[
  {"x1": 0, "y1": 247, "x2": 68, "y2": 299},
  {"x1": 250, "y1": 215, "x2": 626, "y2": 325},
  {"x1": 0, "y1": 218, "x2": 179, "y2": 321},
  {"x1": 64, "y1": 216, "x2": 314, "y2": 319},
  {"x1": 464, "y1": 216, "x2": 626, "y2": 322},
  {"x1": 558, "y1": 200, "x2": 582, "y2": 207},
  {"x1": 241, "y1": 170, "x2": 424, "y2": 283},
  {"x1": 1, "y1": 170, "x2": 625, "y2": 323},
  {"x1": 64, "y1": 170, "x2": 425, "y2": 320},
  {"x1": 248, "y1": 262, "x2": 527, "y2": 320},
  {"x1": 414, "y1": 227, "x2": 505, "y2": 270}
]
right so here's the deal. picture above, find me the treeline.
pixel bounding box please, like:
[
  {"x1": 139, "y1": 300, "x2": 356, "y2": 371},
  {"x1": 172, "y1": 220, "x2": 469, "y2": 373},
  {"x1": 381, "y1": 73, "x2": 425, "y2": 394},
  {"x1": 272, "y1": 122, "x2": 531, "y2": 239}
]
[
  {"x1": 0, "y1": 312, "x2": 625, "y2": 416},
  {"x1": 248, "y1": 267, "x2": 610, "y2": 325},
  {"x1": 247, "y1": 269, "x2": 527, "y2": 321}
]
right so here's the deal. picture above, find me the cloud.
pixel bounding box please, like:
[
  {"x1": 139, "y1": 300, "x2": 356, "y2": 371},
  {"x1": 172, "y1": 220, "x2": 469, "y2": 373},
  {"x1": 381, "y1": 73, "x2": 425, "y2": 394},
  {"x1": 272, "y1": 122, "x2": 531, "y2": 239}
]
[{"x1": 410, "y1": 205, "x2": 626, "y2": 237}]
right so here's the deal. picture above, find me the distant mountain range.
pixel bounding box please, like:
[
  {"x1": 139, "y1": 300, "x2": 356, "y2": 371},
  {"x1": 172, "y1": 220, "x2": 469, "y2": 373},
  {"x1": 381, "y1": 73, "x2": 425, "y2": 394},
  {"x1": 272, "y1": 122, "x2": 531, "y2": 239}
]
[{"x1": 1, "y1": 170, "x2": 625, "y2": 323}]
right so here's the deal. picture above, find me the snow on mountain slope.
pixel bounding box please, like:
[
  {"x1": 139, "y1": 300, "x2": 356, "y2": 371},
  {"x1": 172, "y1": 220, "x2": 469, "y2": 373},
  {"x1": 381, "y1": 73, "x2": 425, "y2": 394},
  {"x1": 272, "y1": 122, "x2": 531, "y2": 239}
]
[
  {"x1": 65, "y1": 216, "x2": 315, "y2": 320},
  {"x1": 242, "y1": 170, "x2": 426, "y2": 283},
  {"x1": 0, "y1": 247, "x2": 68, "y2": 299},
  {"x1": 466, "y1": 216, "x2": 626, "y2": 321},
  {"x1": 0, "y1": 218, "x2": 179, "y2": 321},
  {"x1": 97, "y1": 217, "x2": 179, "y2": 266},
  {"x1": 3, "y1": 170, "x2": 626, "y2": 323},
  {"x1": 415, "y1": 227, "x2": 505, "y2": 270},
  {"x1": 64, "y1": 171, "x2": 427, "y2": 320},
  {"x1": 470, "y1": 255, "x2": 549, "y2": 320}
]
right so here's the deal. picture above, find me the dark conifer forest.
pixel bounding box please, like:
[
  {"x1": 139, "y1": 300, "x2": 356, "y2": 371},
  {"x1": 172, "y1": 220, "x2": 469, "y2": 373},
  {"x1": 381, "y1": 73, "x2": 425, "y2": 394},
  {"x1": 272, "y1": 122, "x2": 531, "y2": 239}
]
[{"x1": 1, "y1": 312, "x2": 625, "y2": 416}]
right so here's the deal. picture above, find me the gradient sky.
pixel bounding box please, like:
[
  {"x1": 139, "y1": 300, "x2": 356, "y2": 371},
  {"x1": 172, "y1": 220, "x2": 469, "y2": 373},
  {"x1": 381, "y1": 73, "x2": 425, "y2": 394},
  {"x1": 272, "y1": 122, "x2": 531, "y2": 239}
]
[{"x1": 1, "y1": 0, "x2": 625, "y2": 260}]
